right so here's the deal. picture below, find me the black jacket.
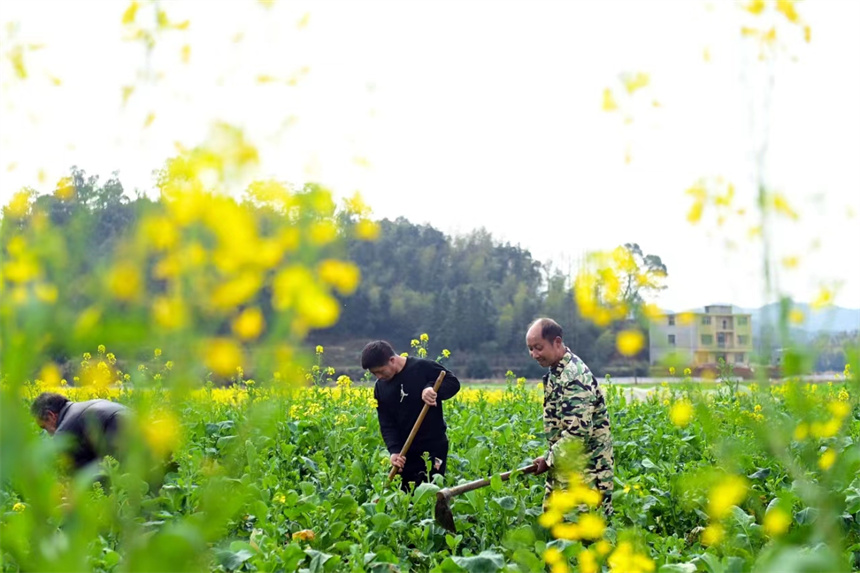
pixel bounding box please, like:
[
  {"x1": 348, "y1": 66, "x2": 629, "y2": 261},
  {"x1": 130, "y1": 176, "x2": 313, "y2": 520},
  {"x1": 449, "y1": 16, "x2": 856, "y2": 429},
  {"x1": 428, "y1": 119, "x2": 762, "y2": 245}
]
[
  {"x1": 54, "y1": 399, "x2": 129, "y2": 469},
  {"x1": 373, "y1": 358, "x2": 460, "y2": 454}
]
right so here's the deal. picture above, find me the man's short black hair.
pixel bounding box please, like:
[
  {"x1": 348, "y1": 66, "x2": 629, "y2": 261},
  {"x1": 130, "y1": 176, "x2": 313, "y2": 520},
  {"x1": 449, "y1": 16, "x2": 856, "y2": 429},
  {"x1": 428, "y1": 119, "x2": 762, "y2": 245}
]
[
  {"x1": 31, "y1": 392, "x2": 70, "y2": 420},
  {"x1": 530, "y1": 317, "x2": 564, "y2": 342},
  {"x1": 361, "y1": 340, "x2": 396, "y2": 369}
]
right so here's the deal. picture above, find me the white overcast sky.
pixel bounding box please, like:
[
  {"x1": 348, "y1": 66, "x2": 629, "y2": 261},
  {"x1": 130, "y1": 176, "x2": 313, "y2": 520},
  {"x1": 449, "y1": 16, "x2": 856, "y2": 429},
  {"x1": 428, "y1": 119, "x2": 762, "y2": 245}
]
[{"x1": 1, "y1": 0, "x2": 859, "y2": 313}]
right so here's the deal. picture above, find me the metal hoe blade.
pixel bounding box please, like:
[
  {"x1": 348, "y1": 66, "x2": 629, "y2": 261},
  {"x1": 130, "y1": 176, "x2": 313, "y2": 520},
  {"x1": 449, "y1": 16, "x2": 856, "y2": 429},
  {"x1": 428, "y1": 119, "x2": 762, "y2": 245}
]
[{"x1": 434, "y1": 492, "x2": 457, "y2": 533}]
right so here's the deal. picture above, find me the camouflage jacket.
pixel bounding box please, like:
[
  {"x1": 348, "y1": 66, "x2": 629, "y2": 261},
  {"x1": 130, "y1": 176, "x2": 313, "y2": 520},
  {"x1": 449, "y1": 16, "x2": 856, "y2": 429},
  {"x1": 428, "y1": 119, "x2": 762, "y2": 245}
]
[{"x1": 543, "y1": 349, "x2": 612, "y2": 469}]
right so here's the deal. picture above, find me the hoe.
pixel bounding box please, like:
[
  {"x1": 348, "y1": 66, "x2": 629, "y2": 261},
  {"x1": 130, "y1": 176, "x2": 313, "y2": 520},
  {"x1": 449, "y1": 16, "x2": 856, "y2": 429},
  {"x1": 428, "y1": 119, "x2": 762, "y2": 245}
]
[{"x1": 434, "y1": 463, "x2": 539, "y2": 533}]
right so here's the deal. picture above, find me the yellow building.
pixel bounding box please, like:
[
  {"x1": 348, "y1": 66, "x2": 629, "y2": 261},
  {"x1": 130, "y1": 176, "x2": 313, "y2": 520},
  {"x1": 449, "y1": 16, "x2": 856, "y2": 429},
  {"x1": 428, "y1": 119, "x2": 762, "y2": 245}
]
[{"x1": 649, "y1": 304, "x2": 753, "y2": 367}]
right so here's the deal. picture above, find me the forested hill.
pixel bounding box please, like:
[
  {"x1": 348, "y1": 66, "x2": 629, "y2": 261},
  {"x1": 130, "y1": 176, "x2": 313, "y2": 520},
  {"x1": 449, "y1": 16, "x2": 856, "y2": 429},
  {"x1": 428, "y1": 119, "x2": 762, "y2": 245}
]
[
  {"x1": 310, "y1": 217, "x2": 611, "y2": 379},
  {"x1": 5, "y1": 169, "x2": 622, "y2": 380}
]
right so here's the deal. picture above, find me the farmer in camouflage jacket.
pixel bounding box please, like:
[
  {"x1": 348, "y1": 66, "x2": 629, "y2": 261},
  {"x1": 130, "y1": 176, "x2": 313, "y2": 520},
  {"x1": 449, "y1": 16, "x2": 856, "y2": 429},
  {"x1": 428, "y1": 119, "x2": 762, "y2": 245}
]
[{"x1": 527, "y1": 318, "x2": 614, "y2": 516}]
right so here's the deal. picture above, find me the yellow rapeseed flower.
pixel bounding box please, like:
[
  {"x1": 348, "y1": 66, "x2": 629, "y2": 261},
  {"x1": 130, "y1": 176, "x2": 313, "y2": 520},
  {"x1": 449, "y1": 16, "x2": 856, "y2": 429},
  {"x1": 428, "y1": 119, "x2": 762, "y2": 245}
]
[
  {"x1": 744, "y1": 0, "x2": 765, "y2": 15},
  {"x1": 316, "y1": 345, "x2": 324, "y2": 354},
  {"x1": 708, "y1": 475, "x2": 748, "y2": 519},
  {"x1": 107, "y1": 262, "x2": 142, "y2": 302},
  {"x1": 776, "y1": 0, "x2": 800, "y2": 23},
  {"x1": 608, "y1": 541, "x2": 654, "y2": 573},
  {"x1": 701, "y1": 523, "x2": 724, "y2": 546},
  {"x1": 355, "y1": 219, "x2": 379, "y2": 240},
  {"x1": 595, "y1": 540, "x2": 612, "y2": 556},
  {"x1": 818, "y1": 448, "x2": 836, "y2": 471},
  {"x1": 793, "y1": 422, "x2": 809, "y2": 441},
  {"x1": 616, "y1": 330, "x2": 645, "y2": 357},
  {"x1": 543, "y1": 547, "x2": 567, "y2": 573},
  {"x1": 232, "y1": 307, "x2": 265, "y2": 340},
  {"x1": 539, "y1": 509, "x2": 563, "y2": 528},
  {"x1": 578, "y1": 513, "x2": 606, "y2": 540},
  {"x1": 763, "y1": 507, "x2": 791, "y2": 536},
  {"x1": 552, "y1": 522, "x2": 581, "y2": 540},
  {"x1": 669, "y1": 400, "x2": 693, "y2": 427},
  {"x1": 39, "y1": 363, "x2": 62, "y2": 387},
  {"x1": 420, "y1": 333, "x2": 429, "y2": 342},
  {"x1": 152, "y1": 296, "x2": 188, "y2": 330},
  {"x1": 602, "y1": 88, "x2": 618, "y2": 112},
  {"x1": 811, "y1": 287, "x2": 833, "y2": 310},
  {"x1": 12, "y1": 502, "x2": 26, "y2": 512},
  {"x1": 142, "y1": 411, "x2": 180, "y2": 458},
  {"x1": 827, "y1": 401, "x2": 850, "y2": 419},
  {"x1": 54, "y1": 176, "x2": 76, "y2": 200},
  {"x1": 205, "y1": 338, "x2": 244, "y2": 377},
  {"x1": 318, "y1": 259, "x2": 360, "y2": 295},
  {"x1": 578, "y1": 549, "x2": 598, "y2": 573}
]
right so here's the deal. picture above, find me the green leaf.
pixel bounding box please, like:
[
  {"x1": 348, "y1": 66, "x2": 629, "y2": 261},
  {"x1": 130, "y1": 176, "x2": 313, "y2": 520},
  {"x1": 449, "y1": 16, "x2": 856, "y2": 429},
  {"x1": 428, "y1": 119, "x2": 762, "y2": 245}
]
[
  {"x1": 694, "y1": 552, "x2": 725, "y2": 573},
  {"x1": 436, "y1": 557, "x2": 466, "y2": 572},
  {"x1": 493, "y1": 496, "x2": 516, "y2": 511},
  {"x1": 490, "y1": 473, "x2": 503, "y2": 492},
  {"x1": 512, "y1": 548, "x2": 543, "y2": 571},
  {"x1": 502, "y1": 525, "x2": 535, "y2": 550},
  {"x1": 328, "y1": 521, "x2": 346, "y2": 539},
  {"x1": 659, "y1": 564, "x2": 697, "y2": 573},
  {"x1": 413, "y1": 482, "x2": 439, "y2": 505},
  {"x1": 103, "y1": 549, "x2": 120, "y2": 569},
  {"x1": 215, "y1": 549, "x2": 253, "y2": 571},
  {"x1": 747, "y1": 467, "x2": 771, "y2": 480},
  {"x1": 795, "y1": 507, "x2": 818, "y2": 525},
  {"x1": 371, "y1": 512, "x2": 392, "y2": 531},
  {"x1": 451, "y1": 551, "x2": 505, "y2": 573},
  {"x1": 641, "y1": 458, "x2": 657, "y2": 469}
]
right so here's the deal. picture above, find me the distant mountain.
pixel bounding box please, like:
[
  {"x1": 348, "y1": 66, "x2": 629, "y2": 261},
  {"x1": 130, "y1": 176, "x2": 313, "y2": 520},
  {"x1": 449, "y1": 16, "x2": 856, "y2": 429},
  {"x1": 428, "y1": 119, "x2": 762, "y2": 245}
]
[{"x1": 736, "y1": 303, "x2": 860, "y2": 333}]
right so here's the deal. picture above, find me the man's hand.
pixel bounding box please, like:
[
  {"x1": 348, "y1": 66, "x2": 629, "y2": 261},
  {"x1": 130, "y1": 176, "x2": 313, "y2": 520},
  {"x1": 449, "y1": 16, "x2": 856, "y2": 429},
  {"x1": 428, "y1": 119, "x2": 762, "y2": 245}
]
[
  {"x1": 533, "y1": 456, "x2": 549, "y2": 475},
  {"x1": 390, "y1": 453, "x2": 406, "y2": 471},
  {"x1": 421, "y1": 387, "x2": 437, "y2": 406}
]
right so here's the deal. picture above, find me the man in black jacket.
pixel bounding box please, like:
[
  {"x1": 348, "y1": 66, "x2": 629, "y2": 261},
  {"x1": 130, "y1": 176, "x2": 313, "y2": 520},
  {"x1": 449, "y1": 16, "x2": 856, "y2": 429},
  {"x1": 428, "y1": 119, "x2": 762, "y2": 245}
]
[
  {"x1": 31, "y1": 392, "x2": 130, "y2": 472},
  {"x1": 361, "y1": 340, "x2": 460, "y2": 491}
]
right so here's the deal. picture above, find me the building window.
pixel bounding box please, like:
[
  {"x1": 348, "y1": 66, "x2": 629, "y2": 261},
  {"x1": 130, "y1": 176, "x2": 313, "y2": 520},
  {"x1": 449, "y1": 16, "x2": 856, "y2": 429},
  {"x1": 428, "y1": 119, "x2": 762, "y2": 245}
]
[
  {"x1": 668, "y1": 334, "x2": 676, "y2": 346},
  {"x1": 722, "y1": 319, "x2": 727, "y2": 329},
  {"x1": 735, "y1": 353, "x2": 745, "y2": 363},
  {"x1": 668, "y1": 315, "x2": 675, "y2": 326},
  {"x1": 737, "y1": 316, "x2": 748, "y2": 326},
  {"x1": 702, "y1": 316, "x2": 712, "y2": 325},
  {"x1": 701, "y1": 334, "x2": 713, "y2": 345},
  {"x1": 738, "y1": 335, "x2": 749, "y2": 345}
]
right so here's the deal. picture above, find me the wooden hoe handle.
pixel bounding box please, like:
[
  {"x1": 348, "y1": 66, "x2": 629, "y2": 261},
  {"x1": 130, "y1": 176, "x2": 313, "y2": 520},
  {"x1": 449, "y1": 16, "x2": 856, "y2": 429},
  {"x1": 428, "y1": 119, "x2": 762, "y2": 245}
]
[{"x1": 387, "y1": 370, "x2": 447, "y2": 482}]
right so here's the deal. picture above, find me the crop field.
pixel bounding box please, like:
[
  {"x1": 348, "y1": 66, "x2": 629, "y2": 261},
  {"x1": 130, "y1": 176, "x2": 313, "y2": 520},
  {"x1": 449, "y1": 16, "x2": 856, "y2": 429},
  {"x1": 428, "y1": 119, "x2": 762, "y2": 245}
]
[{"x1": 3, "y1": 353, "x2": 858, "y2": 572}]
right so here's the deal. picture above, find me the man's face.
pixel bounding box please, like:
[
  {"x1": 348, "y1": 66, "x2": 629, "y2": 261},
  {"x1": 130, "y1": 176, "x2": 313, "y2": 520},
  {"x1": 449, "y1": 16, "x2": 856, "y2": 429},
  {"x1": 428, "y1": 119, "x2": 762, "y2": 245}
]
[
  {"x1": 369, "y1": 356, "x2": 399, "y2": 381},
  {"x1": 526, "y1": 326, "x2": 564, "y2": 368},
  {"x1": 37, "y1": 411, "x2": 58, "y2": 435}
]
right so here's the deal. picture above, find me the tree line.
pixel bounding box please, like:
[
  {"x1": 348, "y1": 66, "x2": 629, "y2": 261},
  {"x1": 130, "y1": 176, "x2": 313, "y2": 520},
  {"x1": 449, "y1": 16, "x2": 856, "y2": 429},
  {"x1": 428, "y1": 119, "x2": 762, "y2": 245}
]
[{"x1": 4, "y1": 168, "x2": 669, "y2": 379}]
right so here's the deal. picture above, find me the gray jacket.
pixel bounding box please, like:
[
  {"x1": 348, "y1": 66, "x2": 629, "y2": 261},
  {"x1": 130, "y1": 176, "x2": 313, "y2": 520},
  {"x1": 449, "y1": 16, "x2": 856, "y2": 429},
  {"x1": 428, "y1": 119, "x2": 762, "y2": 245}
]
[{"x1": 54, "y1": 399, "x2": 129, "y2": 469}]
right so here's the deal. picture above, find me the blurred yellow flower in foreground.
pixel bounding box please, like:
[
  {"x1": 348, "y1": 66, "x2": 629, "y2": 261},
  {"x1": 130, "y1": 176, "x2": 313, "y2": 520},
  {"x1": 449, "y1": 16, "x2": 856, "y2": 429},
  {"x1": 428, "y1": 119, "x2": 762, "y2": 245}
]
[
  {"x1": 669, "y1": 400, "x2": 693, "y2": 428},
  {"x1": 708, "y1": 475, "x2": 748, "y2": 519},
  {"x1": 142, "y1": 411, "x2": 180, "y2": 458},
  {"x1": 232, "y1": 307, "x2": 265, "y2": 340},
  {"x1": 616, "y1": 330, "x2": 644, "y2": 357},
  {"x1": 205, "y1": 338, "x2": 244, "y2": 377},
  {"x1": 578, "y1": 549, "x2": 598, "y2": 573},
  {"x1": 818, "y1": 448, "x2": 836, "y2": 471},
  {"x1": 763, "y1": 507, "x2": 791, "y2": 536},
  {"x1": 701, "y1": 523, "x2": 724, "y2": 547},
  {"x1": 107, "y1": 262, "x2": 142, "y2": 302},
  {"x1": 608, "y1": 541, "x2": 654, "y2": 573},
  {"x1": 318, "y1": 259, "x2": 360, "y2": 295},
  {"x1": 355, "y1": 219, "x2": 379, "y2": 240}
]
